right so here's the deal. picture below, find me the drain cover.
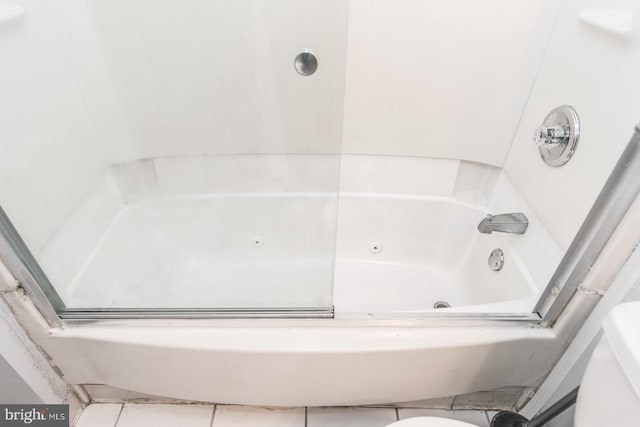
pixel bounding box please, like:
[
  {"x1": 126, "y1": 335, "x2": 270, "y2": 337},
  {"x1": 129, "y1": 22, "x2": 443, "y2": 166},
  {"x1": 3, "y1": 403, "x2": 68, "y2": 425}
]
[
  {"x1": 488, "y1": 248, "x2": 505, "y2": 271},
  {"x1": 433, "y1": 301, "x2": 451, "y2": 309}
]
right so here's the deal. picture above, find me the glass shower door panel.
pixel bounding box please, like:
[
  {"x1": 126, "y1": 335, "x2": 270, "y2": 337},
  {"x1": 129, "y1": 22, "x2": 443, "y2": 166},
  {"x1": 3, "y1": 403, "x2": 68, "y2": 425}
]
[
  {"x1": 0, "y1": 0, "x2": 348, "y2": 314},
  {"x1": 54, "y1": 158, "x2": 341, "y2": 310}
]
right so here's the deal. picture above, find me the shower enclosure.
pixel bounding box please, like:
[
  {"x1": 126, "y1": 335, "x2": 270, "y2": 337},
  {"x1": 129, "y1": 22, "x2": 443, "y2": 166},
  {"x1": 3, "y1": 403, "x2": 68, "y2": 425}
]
[
  {"x1": 1, "y1": 0, "x2": 639, "y2": 326},
  {"x1": 2, "y1": 0, "x2": 640, "y2": 408}
]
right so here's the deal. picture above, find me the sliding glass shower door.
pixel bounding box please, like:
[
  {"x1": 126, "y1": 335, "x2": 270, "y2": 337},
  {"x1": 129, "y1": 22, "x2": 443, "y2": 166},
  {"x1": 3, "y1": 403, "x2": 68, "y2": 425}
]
[{"x1": 0, "y1": 0, "x2": 348, "y2": 316}]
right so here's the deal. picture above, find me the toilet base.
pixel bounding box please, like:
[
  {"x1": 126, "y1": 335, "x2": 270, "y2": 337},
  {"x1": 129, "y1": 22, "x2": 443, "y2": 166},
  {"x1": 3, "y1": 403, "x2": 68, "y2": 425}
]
[{"x1": 489, "y1": 411, "x2": 529, "y2": 427}]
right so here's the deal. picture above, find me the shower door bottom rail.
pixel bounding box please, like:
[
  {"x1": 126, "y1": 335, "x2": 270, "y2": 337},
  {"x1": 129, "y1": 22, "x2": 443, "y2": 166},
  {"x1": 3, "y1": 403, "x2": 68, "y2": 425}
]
[{"x1": 58, "y1": 307, "x2": 335, "y2": 320}]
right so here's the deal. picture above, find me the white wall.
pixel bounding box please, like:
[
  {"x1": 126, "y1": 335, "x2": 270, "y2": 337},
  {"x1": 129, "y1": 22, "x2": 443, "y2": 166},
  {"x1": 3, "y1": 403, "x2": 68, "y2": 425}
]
[
  {"x1": 76, "y1": 0, "x2": 349, "y2": 158},
  {"x1": 0, "y1": 0, "x2": 111, "y2": 254},
  {"x1": 342, "y1": 0, "x2": 561, "y2": 166},
  {"x1": 503, "y1": 0, "x2": 640, "y2": 250},
  {"x1": 38, "y1": 0, "x2": 561, "y2": 164},
  {"x1": 0, "y1": 355, "x2": 43, "y2": 404}
]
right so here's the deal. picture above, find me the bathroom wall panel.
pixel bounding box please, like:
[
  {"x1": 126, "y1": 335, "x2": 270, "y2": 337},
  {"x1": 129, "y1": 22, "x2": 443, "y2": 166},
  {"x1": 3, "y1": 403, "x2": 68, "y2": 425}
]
[
  {"x1": 46, "y1": 0, "x2": 139, "y2": 164},
  {"x1": 0, "y1": 355, "x2": 42, "y2": 404},
  {"x1": 85, "y1": 0, "x2": 349, "y2": 158},
  {"x1": 341, "y1": 0, "x2": 561, "y2": 166},
  {"x1": 0, "y1": 0, "x2": 110, "y2": 253},
  {"x1": 339, "y1": 156, "x2": 460, "y2": 196},
  {"x1": 504, "y1": 0, "x2": 640, "y2": 250}
]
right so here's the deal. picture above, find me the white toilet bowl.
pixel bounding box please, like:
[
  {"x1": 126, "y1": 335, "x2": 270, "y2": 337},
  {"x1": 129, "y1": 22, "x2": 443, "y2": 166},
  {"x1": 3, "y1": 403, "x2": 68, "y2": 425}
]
[{"x1": 384, "y1": 417, "x2": 479, "y2": 427}]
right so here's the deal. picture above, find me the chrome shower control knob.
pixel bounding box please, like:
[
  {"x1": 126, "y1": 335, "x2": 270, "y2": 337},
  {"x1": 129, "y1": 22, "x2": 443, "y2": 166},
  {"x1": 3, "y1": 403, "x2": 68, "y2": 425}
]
[
  {"x1": 533, "y1": 105, "x2": 580, "y2": 167},
  {"x1": 534, "y1": 125, "x2": 568, "y2": 148}
]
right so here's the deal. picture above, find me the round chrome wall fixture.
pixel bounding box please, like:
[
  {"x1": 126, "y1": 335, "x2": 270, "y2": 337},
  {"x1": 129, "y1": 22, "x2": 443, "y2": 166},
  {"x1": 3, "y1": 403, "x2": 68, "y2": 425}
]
[
  {"x1": 294, "y1": 51, "x2": 318, "y2": 76},
  {"x1": 488, "y1": 248, "x2": 504, "y2": 271},
  {"x1": 533, "y1": 105, "x2": 580, "y2": 167}
]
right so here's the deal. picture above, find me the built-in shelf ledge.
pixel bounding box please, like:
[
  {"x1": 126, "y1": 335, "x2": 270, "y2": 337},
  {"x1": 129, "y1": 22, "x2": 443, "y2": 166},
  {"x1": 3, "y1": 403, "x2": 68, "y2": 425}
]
[{"x1": 579, "y1": 7, "x2": 636, "y2": 35}]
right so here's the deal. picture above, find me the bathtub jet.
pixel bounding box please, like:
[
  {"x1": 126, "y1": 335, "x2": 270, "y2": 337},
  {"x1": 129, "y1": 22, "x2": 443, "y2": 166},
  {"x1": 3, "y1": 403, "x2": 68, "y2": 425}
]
[{"x1": 477, "y1": 213, "x2": 529, "y2": 235}]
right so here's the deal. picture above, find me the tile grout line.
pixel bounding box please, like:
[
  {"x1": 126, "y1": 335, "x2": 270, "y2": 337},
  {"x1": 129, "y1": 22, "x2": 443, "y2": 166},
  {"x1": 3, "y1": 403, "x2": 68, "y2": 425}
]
[
  {"x1": 209, "y1": 404, "x2": 217, "y2": 427},
  {"x1": 484, "y1": 411, "x2": 491, "y2": 426},
  {"x1": 395, "y1": 407, "x2": 399, "y2": 421},
  {"x1": 112, "y1": 404, "x2": 124, "y2": 427}
]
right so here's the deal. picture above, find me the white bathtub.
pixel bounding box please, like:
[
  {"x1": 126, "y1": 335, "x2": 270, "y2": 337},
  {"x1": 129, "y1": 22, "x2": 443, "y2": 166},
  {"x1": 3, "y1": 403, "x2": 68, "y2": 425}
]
[
  {"x1": 37, "y1": 155, "x2": 549, "y2": 316},
  {"x1": 43, "y1": 193, "x2": 537, "y2": 315},
  {"x1": 28, "y1": 155, "x2": 564, "y2": 405}
]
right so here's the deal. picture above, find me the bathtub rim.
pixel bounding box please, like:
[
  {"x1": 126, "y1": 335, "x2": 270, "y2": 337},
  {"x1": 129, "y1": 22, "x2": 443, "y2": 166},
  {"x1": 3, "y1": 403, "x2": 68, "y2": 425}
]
[{"x1": 56, "y1": 310, "x2": 542, "y2": 325}]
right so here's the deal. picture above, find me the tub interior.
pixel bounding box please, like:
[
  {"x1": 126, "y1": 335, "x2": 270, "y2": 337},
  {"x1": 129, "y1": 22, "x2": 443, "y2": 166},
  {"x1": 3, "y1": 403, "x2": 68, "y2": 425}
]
[
  {"x1": 35, "y1": 155, "x2": 558, "y2": 317},
  {"x1": 334, "y1": 196, "x2": 538, "y2": 315}
]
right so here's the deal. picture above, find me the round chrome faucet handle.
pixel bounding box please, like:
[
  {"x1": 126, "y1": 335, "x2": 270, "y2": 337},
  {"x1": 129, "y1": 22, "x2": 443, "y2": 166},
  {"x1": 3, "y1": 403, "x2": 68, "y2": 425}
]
[
  {"x1": 533, "y1": 105, "x2": 580, "y2": 167},
  {"x1": 533, "y1": 124, "x2": 568, "y2": 148}
]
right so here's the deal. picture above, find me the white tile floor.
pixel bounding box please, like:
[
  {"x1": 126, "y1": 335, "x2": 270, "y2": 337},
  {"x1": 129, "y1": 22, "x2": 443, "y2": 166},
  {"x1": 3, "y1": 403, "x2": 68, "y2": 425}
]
[{"x1": 75, "y1": 404, "x2": 495, "y2": 427}]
